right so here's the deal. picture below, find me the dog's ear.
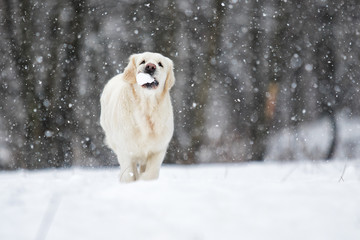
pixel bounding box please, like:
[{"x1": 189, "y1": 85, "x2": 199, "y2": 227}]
[
  {"x1": 123, "y1": 54, "x2": 138, "y2": 84},
  {"x1": 164, "y1": 59, "x2": 175, "y2": 91}
]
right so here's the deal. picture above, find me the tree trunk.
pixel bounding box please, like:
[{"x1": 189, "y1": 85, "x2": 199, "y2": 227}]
[
  {"x1": 188, "y1": 0, "x2": 226, "y2": 163},
  {"x1": 248, "y1": 0, "x2": 267, "y2": 161},
  {"x1": 53, "y1": 0, "x2": 87, "y2": 167},
  {"x1": 315, "y1": 5, "x2": 338, "y2": 160}
]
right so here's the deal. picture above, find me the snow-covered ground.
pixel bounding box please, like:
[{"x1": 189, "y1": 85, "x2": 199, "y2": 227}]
[
  {"x1": 266, "y1": 111, "x2": 360, "y2": 160},
  {"x1": 1, "y1": 160, "x2": 360, "y2": 240}
]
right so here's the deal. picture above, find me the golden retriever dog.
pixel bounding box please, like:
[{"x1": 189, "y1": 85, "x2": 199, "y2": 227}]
[{"x1": 100, "y1": 52, "x2": 175, "y2": 183}]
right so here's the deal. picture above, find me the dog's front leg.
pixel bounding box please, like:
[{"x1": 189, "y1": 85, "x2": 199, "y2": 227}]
[
  {"x1": 119, "y1": 161, "x2": 137, "y2": 183},
  {"x1": 139, "y1": 151, "x2": 166, "y2": 181}
]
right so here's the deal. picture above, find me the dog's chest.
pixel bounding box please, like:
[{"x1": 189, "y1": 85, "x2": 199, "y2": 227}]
[
  {"x1": 132, "y1": 108, "x2": 164, "y2": 139},
  {"x1": 126, "y1": 94, "x2": 173, "y2": 149}
]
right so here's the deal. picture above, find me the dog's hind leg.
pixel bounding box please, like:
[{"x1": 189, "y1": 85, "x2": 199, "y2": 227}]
[
  {"x1": 139, "y1": 164, "x2": 146, "y2": 174},
  {"x1": 139, "y1": 151, "x2": 166, "y2": 181}
]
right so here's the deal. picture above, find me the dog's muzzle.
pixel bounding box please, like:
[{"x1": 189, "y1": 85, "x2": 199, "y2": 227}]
[
  {"x1": 142, "y1": 79, "x2": 159, "y2": 89},
  {"x1": 145, "y1": 63, "x2": 156, "y2": 76}
]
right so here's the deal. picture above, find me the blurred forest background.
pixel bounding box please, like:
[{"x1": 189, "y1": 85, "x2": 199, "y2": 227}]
[{"x1": 1, "y1": 0, "x2": 360, "y2": 169}]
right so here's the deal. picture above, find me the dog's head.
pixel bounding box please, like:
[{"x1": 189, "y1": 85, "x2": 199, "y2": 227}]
[{"x1": 123, "y1": 52, "x2": 175, "y2": 93}]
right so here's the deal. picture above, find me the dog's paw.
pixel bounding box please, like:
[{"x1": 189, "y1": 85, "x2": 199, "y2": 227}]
[
  {"x1": 119, "y1": 170, "x2": 136, "y2": 183},
  {"x1": 139, "y1": 170, "x2": 159, "y2": 181}
]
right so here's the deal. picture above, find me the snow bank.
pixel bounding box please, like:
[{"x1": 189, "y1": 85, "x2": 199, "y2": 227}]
[
  {"x1": 1, "y1": 160, "x2": 359, "y2": 240},
  {"x1": 266, "y1": 112, "x2": 360, "y2": 160}
]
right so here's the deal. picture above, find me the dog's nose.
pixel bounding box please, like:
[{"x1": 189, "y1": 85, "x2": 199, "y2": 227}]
[{"x1": 145, "y1": 63, "x2": 156, "y2": 75}]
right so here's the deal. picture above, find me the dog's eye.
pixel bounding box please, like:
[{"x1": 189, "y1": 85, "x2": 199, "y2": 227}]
[
  {"x1": 158, "y1": 62, "x2": 163, "y2": 67},
  {"x1": 140, "y1": 60, "x2": 145, "y2": 65}
]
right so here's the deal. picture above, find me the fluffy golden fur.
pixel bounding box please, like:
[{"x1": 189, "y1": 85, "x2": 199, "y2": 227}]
[{"x1": 100, "y1": 52, "x2": 175, "y2": 183}]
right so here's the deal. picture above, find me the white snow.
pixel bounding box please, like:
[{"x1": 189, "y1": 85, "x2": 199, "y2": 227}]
[
  {"x1": 266, "y1": 112, "x2": 360, "y2": 160},
  {"x1": 1, "y1": 160, "x2": 360, "y2": 240},
  {"x1": 136, "y1": 72, "x2": 155, "y2": 85}
]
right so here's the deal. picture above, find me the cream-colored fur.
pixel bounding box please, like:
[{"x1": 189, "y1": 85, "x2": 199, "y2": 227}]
[{"x1": 100, "y1": 52, "x2": 175, "y2": 183}]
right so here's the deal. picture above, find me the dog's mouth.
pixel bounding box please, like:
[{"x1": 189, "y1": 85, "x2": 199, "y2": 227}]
[{"x1": 141, "y1": 79, "x2": 159, "y2": 89}]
